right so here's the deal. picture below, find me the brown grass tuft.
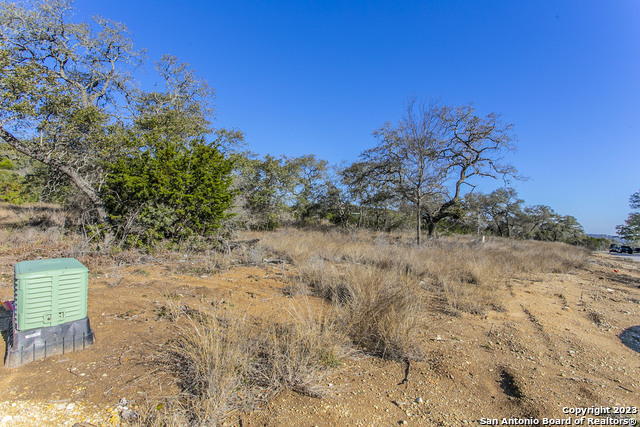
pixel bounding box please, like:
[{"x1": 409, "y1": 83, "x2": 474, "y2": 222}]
[
  {"x1": 139, "y1": 304, "x2": 349, "y2": 426},
  {"x1": 336, "y1": 265, "x2": 425, "y2": 361},
  {"x1": 251, "y1": 306, "x2": 349, "y2": 397}
]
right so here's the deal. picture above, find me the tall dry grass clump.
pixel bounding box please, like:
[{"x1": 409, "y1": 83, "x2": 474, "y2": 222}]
[
  {"x1": 336, "y1": 264, "x2": 424, "y2": 361},
  {"x1": 141, "y1": 305, "x2": 349, "y2": 426},
  {"x1": 260, "y1": 230, "x2": 426, "y2": 360},
  {"x1": 164, "y1": 311, "x2": 256, "y2": 426},
  {"x1": 251, "y1": 307, "x2": 349, "y2": 397}
]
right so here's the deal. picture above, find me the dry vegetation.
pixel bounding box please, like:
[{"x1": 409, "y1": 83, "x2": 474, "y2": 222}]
[
  {"x1": 261, "y1": 227, "x2": 588, "y2": 317},
  {"x1": 6, "y1": 204, "x2": 636, "y2": 427},
  {"x1": 136, "y1": 305, "x2": 349, "y2": 426},
  {"x1": 137, "y1": 227, "x2": 589, "y2": 425}
]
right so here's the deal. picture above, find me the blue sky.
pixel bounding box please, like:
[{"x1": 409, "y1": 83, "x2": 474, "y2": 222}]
[{"x1": 72, "y1": 0, "x2": 639, "y2": 235}]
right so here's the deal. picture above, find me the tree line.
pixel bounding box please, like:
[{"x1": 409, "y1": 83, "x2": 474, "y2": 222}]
[{"x1": 0, "y1": 0, "x2": 600, "y2": 249}]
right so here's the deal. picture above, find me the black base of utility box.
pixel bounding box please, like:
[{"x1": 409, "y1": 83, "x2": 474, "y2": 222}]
[{"x1": 4, "y1": 317, "x2": 95, "y2": 368}]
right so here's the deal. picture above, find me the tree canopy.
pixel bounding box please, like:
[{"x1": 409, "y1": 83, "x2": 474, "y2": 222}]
[
  {"x1": 357, "y1": 99, "x2": 517, "y2": 244},
  {"x1": 0, "y1": 0, "x2": 238, "y2": 244},
  {"x1": 0, "y1": 0, "x2": 144, "y2": 221},
  {"x1": 1, "y1": 1, "x2": 593, "y2": 249}
]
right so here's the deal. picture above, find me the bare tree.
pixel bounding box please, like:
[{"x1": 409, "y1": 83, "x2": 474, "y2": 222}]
[
  {"x1": 360, "y1": 99, "x2": 517, "y2": 244},
  {"x1": 363, "y1": 98, "x2": 445, "y2": 244}
]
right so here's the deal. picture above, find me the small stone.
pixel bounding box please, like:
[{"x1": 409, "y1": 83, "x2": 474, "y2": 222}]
[
  {"x1": 399, "y1": 421, "x2": 408, "y2": 425},
  {"x1": 66, "y1": 403, "x2": 75, "y2": 411},
  {"x1": 121, "y1": 409, "x2": 137, "y2": 422},
  {"x1": 392, "y1": 400, "x2": 407, "y2": 409},
  {"x1": 415, "y1": 397, "x2": 423, "y2": 404}
]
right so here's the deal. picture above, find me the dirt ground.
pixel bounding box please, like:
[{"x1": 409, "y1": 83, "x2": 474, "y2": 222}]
[{"x1": 0, "y1": 246, "x2": 638, "y2": 426}]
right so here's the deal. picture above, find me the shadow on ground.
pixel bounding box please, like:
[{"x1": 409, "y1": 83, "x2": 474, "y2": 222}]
[{"x1": 619, "y1": 326, "x2": 640, "y2": 353}]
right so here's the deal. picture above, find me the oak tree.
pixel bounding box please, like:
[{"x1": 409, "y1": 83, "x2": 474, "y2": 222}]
[
  {"x1": 359, "y1": 99, "x2": 517, "y2": 244},
  {"x1": 1, "y1": 1, "x2": 238, "y2": 244},
  {"x1": 0, "y1": 0, "x2": 142, "y2": 222}
]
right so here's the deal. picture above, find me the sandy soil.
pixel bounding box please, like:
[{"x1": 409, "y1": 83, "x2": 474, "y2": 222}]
[{"x1": 0, "y1": 249, "x2": 638, "y2": 426}]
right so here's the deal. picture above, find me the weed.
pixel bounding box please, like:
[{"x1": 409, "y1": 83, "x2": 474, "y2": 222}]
[
  {"x1": 336, "y1": 265, "x2": 425, "y2": 361},
  {"x1": 251, "y1": 314, "x2": 347, "y2": 397}
]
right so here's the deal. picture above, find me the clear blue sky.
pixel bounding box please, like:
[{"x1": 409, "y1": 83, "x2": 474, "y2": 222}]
[{"x1": 72, "y1": 0, "x2": 639, "y2": 235}]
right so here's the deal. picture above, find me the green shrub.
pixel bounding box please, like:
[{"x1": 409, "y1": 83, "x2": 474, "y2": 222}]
[
  {"x1": 0, "y1": 170, "x2": 38, "y2": 204},
  {"x1": 104, "y1": 136, "x2": 234, "y2": 247}
]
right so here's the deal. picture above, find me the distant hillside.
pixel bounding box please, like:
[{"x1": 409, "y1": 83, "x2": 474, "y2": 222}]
[
  {"x1": 587, "y1": 234, "x2": 617, "y2": 241},
  {"x1": 587, "y1": 233, "x2": 626, "y2": 243}
]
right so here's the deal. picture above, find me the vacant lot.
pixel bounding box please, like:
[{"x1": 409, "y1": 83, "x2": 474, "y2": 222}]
[{"x1": 0, "y1": 212, "x2": 638, "y2": 426}]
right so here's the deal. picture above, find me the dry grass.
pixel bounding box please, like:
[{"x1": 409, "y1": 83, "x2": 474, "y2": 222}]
[
  {"x1": 0, "y1": 203, "x2": 70, "y2": 250},
  {"x1": 335, "y1": 264, "x2": 424, "y2": 361},
  {"x1": 0, "y1": 202, "x2": 67, "y2": 229},
  {"x1": 251, "y1": 304, "x2": 349, "y2": 397},
  {"x1": 0, "y1": 205, "x2": 83, "y2": 279},
  {"x1": 162, "y1": 310, "x2": 258, "y2": 426},
  {"x1": 290, "y1": 249, "x2": 425, "y2": 361},
  {"x1": 258, "y1": 228, "x2": 588, "y2": 318},
  {"x1": 137, "y1": 304, "x2": 349, "y2": 426}
]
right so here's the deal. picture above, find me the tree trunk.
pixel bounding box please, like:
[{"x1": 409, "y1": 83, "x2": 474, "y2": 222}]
[
  {"x1": 0, "y1": 127, "x2": 110, "y2": 224},
  {"x1": 427, "y1": 222, "x2": 436, "y2": 237},
  {"x1": 416, "y1": 195, "x2": 421, "y2": 245},
  {"x1": 58, "y1": 164, "x2": 110, "y2": 224}
]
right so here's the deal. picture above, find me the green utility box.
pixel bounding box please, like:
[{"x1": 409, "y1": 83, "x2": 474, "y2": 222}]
[
  {"x1": 3, "y1": 258, "x2": 95, "y2": 368},
  {"x1": 14, "y1": 258, "x2": 88, "y2": 331}
]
